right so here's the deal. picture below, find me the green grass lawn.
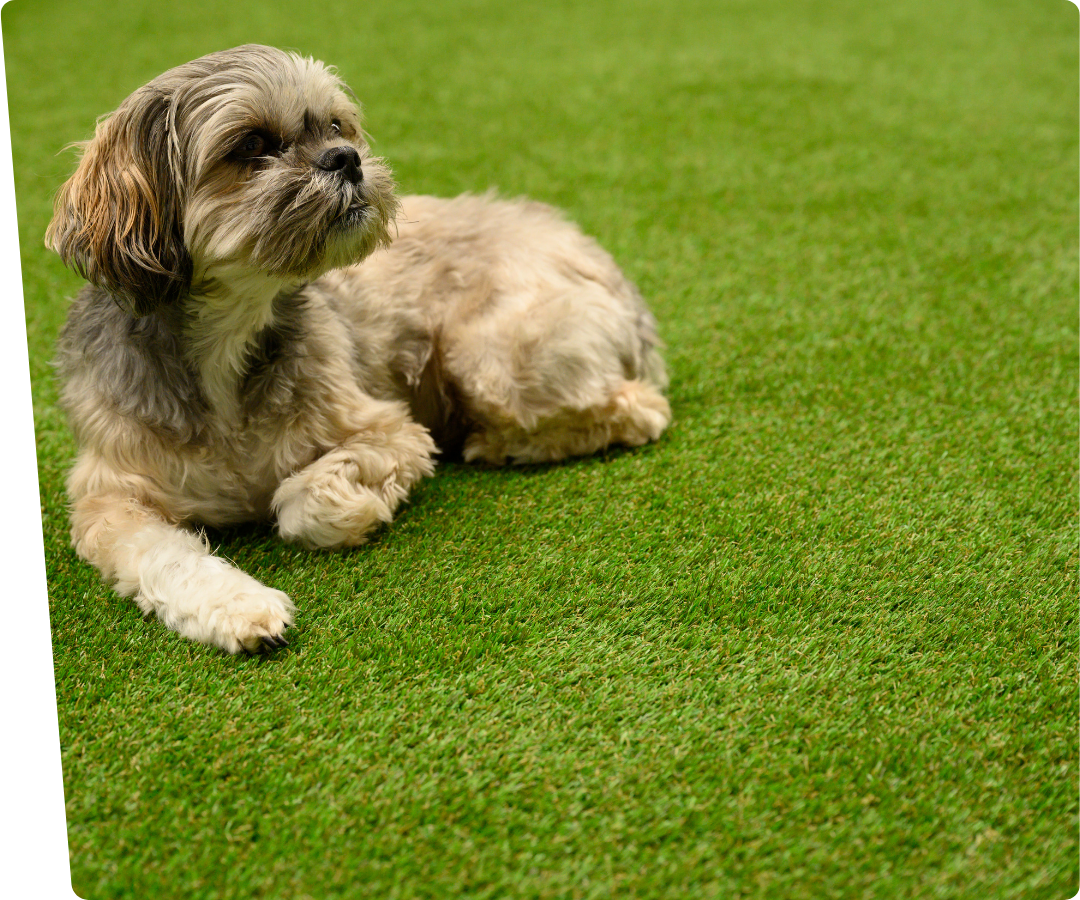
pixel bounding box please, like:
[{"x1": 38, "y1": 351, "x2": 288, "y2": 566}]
[{"x1": 4, "y1": 0, "x2": 1077, "y2": 897}]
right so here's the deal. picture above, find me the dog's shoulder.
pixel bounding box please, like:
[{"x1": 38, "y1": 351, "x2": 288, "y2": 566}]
[{"x1": 55, "y1": 285, "x2": 209, "y2": 441}]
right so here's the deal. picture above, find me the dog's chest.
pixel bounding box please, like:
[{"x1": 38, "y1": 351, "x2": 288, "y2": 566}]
[
  {"x1": 149, "y1": 330, "x2": 335, "y2": 524},
  {"x1": 175, "y1": 403, "x2": 325, "y2": 525}
]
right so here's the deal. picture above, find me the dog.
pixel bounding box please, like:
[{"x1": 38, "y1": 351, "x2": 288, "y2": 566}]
[{"x1": 45, "y1": 44, "x2": 670, "y2": 653}]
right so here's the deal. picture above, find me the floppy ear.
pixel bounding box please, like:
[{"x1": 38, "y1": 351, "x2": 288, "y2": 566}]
[{"x1": 45, "y1": 89, "x2": 191, "y2": 317}]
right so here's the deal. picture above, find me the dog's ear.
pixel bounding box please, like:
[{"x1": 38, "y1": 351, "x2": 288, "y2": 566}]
[{"x1": 45, "y1": 89, "x2": 191, "y2": 317}]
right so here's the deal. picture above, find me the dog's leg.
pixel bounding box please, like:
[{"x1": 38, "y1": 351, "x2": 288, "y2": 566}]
[
  {"x1": 446, "y1": 282, "x2": 671, "y2": 465},
  {"x1": 71, "y1": 493, "x2": 293, "y2": 653},
  {"x1": 463, "y1": 377, "x2": 671, "y2": 465},
  {"x1": 272, "y1": 407, "x2": 436, "y2": 549}
]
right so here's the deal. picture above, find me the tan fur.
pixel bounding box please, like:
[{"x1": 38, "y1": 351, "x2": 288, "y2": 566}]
[{"x1": 47, "y1": 46, "x2": 670, "y2": 653}]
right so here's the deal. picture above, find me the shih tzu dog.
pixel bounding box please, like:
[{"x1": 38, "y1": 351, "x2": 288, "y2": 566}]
[{"x1": 45, "y1": 44, "x2": 670, "y2": 653}]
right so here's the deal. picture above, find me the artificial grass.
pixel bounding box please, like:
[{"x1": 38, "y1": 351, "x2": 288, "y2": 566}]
[{"x1": 4, "y1": 0, "x2": 1077, "y2": 897}]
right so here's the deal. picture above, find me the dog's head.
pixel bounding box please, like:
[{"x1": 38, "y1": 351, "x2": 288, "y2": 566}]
[{"x1": 45, "y1": 44, "x2": 399, "y2": 317}]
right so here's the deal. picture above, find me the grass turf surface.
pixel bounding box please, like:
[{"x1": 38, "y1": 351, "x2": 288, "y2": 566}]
[{"x1": 4, "y1": 0, "x2": 1078, "y2": 896}]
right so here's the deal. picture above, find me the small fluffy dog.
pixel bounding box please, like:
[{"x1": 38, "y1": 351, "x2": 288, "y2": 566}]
[{"x1": 46, "y1": 45, "x2": 670, "y2": 653}]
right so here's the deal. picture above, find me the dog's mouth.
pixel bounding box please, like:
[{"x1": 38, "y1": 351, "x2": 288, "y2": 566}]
[{"x1": 333, "y1": 201, "x2": 369, "y2": 230}]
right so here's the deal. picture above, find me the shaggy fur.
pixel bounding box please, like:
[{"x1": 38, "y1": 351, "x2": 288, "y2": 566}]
[{"x1": 46, "y1": 45, "x2": 671, "y2": 653}]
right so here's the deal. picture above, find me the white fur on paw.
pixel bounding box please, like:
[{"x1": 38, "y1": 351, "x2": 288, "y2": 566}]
[
  {"x1": 137, "y1": 551, "x2": 294, "y2": 654},
  {"x1": 194, "y1": 566, "x2": 294, "y2": 653}
]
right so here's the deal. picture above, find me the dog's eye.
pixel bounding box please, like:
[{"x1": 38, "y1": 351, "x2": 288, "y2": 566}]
[
  {"x1": 330, "y1": 119, "x2": 342, "y2": 136},
  {"x1": 233, "y1": 131, "x2": 282, "y2": 162},
  {"x1": 235, "y1": 133, "x2": 266, "y2": 160}
]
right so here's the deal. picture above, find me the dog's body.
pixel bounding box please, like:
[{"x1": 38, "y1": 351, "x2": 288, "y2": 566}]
[{"x1": 48, "y1": 46, "x2": 670, "y2": 652}]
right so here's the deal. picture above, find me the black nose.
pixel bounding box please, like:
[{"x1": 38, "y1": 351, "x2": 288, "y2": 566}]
[{"x1": 316, "y1": 146, "x2": 363, "y2": 184}]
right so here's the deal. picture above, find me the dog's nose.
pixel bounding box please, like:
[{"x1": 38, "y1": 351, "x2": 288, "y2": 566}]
[{"x1": 317, "y1": 146, "x2": 363, "y2": 184}]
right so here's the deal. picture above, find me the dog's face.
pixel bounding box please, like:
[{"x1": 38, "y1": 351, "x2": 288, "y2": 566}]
[{"x1": 45, "y1": 44, "x2": 399, "y2": 316}]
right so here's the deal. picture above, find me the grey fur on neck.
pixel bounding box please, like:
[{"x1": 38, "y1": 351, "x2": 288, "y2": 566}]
[
  {"x1": 237, "y1": 287, "x2": 310, "y2": 420},
  {"x1": 55, "y1": 285, "x2": 209, "y2": 442},
  {"x1": 55, "y1": 284, "x2": 320, "y2": 442}
]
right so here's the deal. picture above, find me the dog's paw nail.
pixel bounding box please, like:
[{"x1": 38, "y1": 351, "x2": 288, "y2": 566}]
[{"x1": 261, "y1": 633, "x2": 289, "y2": 650}]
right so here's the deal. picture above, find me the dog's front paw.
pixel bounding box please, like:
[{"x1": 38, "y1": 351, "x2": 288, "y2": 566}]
[
  {"x1": 273, "y1": 470, "x2": 395, "y2": 549},
  {"x1": 205, "y1": 581, "x2": 294, "y2": 654},
  {"x1": 272, "y1": 427, "x2": 435, "y2": 549},
  {"x1": 140, "y1": 555, "x2": 295, "y2": 654},
  {"x1": 383, "y1": 421, "x2": 438, "y2": 493}
]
